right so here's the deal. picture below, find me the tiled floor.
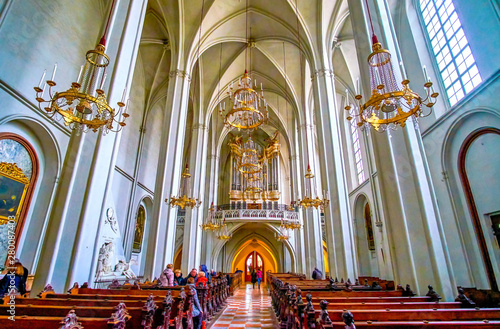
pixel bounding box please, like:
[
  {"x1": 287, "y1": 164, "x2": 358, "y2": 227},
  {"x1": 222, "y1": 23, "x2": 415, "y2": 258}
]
[{"x1": 211, "y1": 284, "x2": 279, "y2": 328}]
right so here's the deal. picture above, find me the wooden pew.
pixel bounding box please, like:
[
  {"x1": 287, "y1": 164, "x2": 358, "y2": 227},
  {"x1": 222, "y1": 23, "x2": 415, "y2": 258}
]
[{"x1": 270, "y1": 274, "x2": 500, "y2": 329}]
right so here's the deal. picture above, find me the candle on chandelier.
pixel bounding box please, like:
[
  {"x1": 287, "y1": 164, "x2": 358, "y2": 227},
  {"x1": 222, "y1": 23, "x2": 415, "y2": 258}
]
[
  {"x1": 356, "y1": 77, "x2": 360, "y2": 95},
  {"x1": 400, "y1": 61, "x2": 408, "y2": 81},
  {"x1": 77, "y1": 65, "x2": 84, "y2": 83},
  {"x1": 38, "y1": 69, "x2": 46, "y2": 88},
  {"x1": 99, "y1": 73, "x2": 107, "y2": 90},
  {"x1": 121, "y1": 87, "x2": 127, "y2": 103},
  {"x1": 422, "y1": 65, "x2": 429, "y2": 82},
  {"x1": 41, "y1": 80, "x2": 47, "y2": 98},
  {"x1": 50, "y1": 63, "x2": 58, "y2": 81}
]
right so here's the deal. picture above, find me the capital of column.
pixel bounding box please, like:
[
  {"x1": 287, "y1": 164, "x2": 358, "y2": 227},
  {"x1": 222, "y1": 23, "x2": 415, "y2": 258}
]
[
  {"x1": 169, "y1": 69, "x2": 191, "y2": 82},
  {"x1": 298, "y1": 124, "x2": 315, "y2": 131},
  {"x1": 193, "y1": 124, "x2": 208, "y2": 131},
  {"x1": 311, "y1": 68, "x2": 334, "y2": 80},
  {"x1": 208, "y1": 154, "x2": 219, "y2": 160}
]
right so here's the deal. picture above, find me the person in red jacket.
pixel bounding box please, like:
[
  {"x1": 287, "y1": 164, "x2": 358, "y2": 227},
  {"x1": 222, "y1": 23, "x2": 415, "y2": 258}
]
[{"x1": 197, "y1": 271, "x2": 209, "y2": 287}]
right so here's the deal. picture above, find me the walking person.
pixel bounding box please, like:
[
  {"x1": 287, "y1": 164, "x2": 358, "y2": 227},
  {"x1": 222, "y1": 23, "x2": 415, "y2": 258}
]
[
  {"x1": 256, "y1": 268, "x2": 263, "y2": 289},
  {"x1": 251, "y1": 269, "x2": 257, "y2": 289}
]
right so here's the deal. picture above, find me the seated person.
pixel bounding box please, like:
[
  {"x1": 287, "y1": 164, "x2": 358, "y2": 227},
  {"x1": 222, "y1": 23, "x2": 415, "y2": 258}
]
[
  {"x1": 174, "y1": 269, "x2": 183, "y2": 286},
  {"x1": 0, "y1": 261, "x2": 28, "y2": 297},
  {"x1": 182, "y1": 268, "x2": 198, "y2": 285},
  {"x1": 197, "y1": 271, "x2": 209, "y2": 287},
  {"x1": 234, "y1": 268, "x2": 243, "y2": 274}
]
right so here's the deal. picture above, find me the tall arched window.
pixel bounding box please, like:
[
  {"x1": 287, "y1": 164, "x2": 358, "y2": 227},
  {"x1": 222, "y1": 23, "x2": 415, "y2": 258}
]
[
  {"x1": 420, "y1": 0, "x2": 482, "y2": 106},
  {"x1": 350, "y1": 121, "x2": 365, "y2": 185},
  {"x1": 132, "y1": 205, "x2": 146, "y2": 253}
]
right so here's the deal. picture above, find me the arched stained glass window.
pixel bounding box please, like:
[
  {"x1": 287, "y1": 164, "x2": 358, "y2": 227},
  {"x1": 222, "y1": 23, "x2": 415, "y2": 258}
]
[{"x1": 420, "y1": 0, "x2": 482, "y2": 106}]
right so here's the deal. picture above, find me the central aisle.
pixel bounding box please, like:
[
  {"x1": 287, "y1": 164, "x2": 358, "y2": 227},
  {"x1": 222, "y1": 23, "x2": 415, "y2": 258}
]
[{"x1": 211, "y1": 284, "x2": 279, "y2": 328}]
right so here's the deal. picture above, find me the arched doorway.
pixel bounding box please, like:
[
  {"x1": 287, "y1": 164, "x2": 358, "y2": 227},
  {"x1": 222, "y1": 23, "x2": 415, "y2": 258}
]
[
  {"x1": 245, "y1": 251, "x2": 264, "y2": 282},
  {"x1": 353, "y1": 194, "x2": 378, "y2": 277},
  {"x1": 459, "y1": 127, "x2": 500, "y2": 291}
]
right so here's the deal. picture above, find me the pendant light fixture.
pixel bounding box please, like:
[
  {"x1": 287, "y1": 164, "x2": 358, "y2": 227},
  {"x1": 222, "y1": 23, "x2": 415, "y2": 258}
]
[{"x1": 344, "y1": 0, "x2": 439, "y2": 132}]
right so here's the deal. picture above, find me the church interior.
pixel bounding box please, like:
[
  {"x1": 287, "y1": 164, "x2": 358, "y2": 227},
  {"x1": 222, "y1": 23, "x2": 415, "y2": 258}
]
[{"x1": 0, "y1": 0, "x2": 500, "y2": 327}]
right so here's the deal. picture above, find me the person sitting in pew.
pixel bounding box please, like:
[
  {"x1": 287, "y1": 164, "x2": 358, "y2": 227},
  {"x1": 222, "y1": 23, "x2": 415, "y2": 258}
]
[
  {"x1": 197, "y1": 271, "x2": 209, "y2": 287},
  {"x1": 234, "y1": 268, "x2": 243, "y2": 274},
  {"x1": 200, "y1": 264, "x2": 211, "y2": 283},
  {"x1": 186, "y1": 277, "x2": 203, "y2": 329},
  {"x1": 183, "y1": 268, "x2": 198, "y2": 285},
  {"x1": 159, "y1": 264, "x2": 174, "y2": 286},
  {"x1": 174, "y1": 269, "x2": 183, "y2": 286},
  {"x1": 0, "y1": 261, "x2": 27, "y2": 297},
  {"x1": 312, "y1": 267, "x2": 322, "y2": 280}
]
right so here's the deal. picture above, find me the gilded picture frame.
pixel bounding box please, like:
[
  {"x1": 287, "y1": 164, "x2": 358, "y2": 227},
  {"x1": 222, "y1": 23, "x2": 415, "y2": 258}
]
[{"x1": 0, "y1": 162, "x2": 30, "y2": 224}]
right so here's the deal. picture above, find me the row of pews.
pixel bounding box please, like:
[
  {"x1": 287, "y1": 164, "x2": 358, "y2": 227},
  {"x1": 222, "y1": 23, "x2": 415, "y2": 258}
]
[
  {"x1": 269, "y1": 273, "x2": 500, "y2": 328},
  {"x1": 0, "y1": 275, "x2": 235, "y2": 328}
]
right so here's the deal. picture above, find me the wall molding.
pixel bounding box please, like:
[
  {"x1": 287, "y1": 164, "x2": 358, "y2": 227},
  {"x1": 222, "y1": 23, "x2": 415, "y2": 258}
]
[
  {"x1": 422, "y1": 69, "x2": 500, "y2": 137},
  {"x1": 0, "y1": 79, "x2": 71, "y2": 137}
]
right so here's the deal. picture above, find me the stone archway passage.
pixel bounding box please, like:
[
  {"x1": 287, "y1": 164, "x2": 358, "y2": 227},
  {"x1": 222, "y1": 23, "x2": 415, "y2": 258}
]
[
  {"x1": 211, "y1": 284, "x2": 278, "y2": 328},
  {"x1": 244, "y1": 250, "x2": 264, "y2": 282}
]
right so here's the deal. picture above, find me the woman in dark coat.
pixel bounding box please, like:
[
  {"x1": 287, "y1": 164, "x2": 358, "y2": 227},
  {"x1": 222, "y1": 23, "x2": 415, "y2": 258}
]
[{"x1": 251, "y1": 269, "x2": 257, "y2": 289}]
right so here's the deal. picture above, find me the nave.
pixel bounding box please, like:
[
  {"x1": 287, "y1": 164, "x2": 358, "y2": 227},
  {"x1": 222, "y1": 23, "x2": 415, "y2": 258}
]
[{"x1": 211, "y1": 285, "x2": 278, "y2": 328}]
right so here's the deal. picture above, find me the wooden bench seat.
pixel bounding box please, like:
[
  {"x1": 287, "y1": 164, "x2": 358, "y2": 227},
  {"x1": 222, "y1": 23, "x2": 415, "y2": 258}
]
[
  {"x1": 5, "y1": 297, "x2": 151, "y2": 307},
  {"x1": 0, "y1": 315, "x2": 111, "y2": 329},
  {"x1": 328, "y1": 320, "x2": 500, "y2": 328},
  {"x1": 300, "y1": 295, "x2": 432, "y2": 302},
  {"x1": 319, "y1": 308, "x2": 500, "y2": 322},
  {"x1": 311, "y1": 301, "x2": 461, "y2": 310}
]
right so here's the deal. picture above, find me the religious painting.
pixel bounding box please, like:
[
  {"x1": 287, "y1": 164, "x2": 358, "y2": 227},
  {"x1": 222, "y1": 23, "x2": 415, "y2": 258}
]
[
  {"x1": 0, "y1": 137, "x2": 36, "y2": 271},
  {"x1": 132, "y1": 205, "x2": 146, "y2": 253},
  {"x1": 364, "y1": 203, "x2": 375, "y2": 250},
  {"x1": 0, "y1": 170, "x2": 29, "y2": 222}
]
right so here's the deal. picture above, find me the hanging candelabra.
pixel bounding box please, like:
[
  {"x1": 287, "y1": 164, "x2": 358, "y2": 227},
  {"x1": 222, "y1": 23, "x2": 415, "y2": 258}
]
[
  {"x1": 239, "y1": 136, "x2": 262, "y2": 175},
  {"x1": 276, "y1": 218, "x2": 291, "y2": 242},
  {"x1": 216, "y1": 219, "x2": 232, "y2": 241},
  {"x1": 344, "y1": 0, "x2": 438, "y2": 132},
  {"x1": 167, "y1": 164, "x2": 202, "y2": 209},
  {"x1": 296, "y1": 165, "x2": 329, "y2": 210},
  {"x1": 200, "y1": 202, "x2": 219, "y2": 231},
  {"x1": 219, "y1": 0, "x2": 268, "y2": 131},
  {"x1": 34, "y1": 0, "x2": 129, "y2": 135}
]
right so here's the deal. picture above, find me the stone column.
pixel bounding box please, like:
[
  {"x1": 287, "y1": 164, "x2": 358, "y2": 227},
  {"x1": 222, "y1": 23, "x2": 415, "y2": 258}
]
[
  {"x1": 143, "y1": 66, "x2": 192, "y2": 279},
  {"x1": 311, "y1": 67, "x2": 356, "y2": 280},
  {"x1": 345, "y1": 0, "x2": 455, "y2": 299},
  {"x1": 299, "y1": 117, "x2": 325, "y2": 278},
  {"x1": 32, "y1": 0, "x2": 148, "y2": 293},
  {"x1": 182, "y1": 119, "x2": 209, "y2": 274}
]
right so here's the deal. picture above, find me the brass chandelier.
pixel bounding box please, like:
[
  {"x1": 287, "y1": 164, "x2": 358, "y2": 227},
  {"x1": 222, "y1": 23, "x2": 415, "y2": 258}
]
[
  {"x1": 223, "y1": 70, "x2": 268, "y2": 131},
  {"x1": 216, "y1": 219, "x2": 232, "y2": 241},
  {"x1": 276, "y1": 218, "x2": 291, "y2": 242},
  {"x1": 239, "y1": 136, "x2": 262, "y2": 175},
  {"x1": 220, "y1": 0, "x2": 268, "y2": 131},
  {"x1": 345, "y1": 0, "x2": 438, "y2": 132},
  {"x1": 296, "y1": 165, "x2": 329, "y2": 210},
  {"x1": 200, "y1": 202, "x2": 220, "y2": 231},
  {"x1": 167, "y1": 164, "x2": 201, "y2": 210},
  {"x1": 34, "y1": 0, "x2": 129, "y2": 135}
]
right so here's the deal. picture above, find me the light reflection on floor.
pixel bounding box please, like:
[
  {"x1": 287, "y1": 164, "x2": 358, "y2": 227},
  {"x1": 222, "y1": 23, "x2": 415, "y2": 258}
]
[{"x1": 210, "y1": 284, "x2": 279, "y2": 328}]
